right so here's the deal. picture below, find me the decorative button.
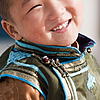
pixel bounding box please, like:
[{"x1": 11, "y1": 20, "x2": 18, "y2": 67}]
[
  {"x1": 42, "y1": 56, "x2": 50, "y2": 64},
  {"x1": 87, "y1": 48, "x2": 92, "y2": 53}
]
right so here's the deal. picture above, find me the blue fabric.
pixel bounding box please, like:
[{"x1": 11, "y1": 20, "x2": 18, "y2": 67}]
[
  {"x1": 87, "y1": 73, "x2": 96, "y2": 90},
  {"x1": 61, "y1": 52, "x2": 86, "y2": 64},
  {"x1": 52, "y1": 67, "x2": 68, "y2": 100},
  {"x1": 15, "y1": 40, "x2": 81, "y2": 54},
  {"x1": 15, "y1": 33, "x2": 96, "y2": 54},
  {"x1": 69, "y1": 65, "x2": 89, "y2": 77},
  {"x1": 0, "y1": 50, "x2": 48, "y2": 86},
  {"x1": 68, "y1": 77, "x2": 78, "y2": 100},
  {"x1": 0, "y1": 33, "x2": 96, "y2": 100}
]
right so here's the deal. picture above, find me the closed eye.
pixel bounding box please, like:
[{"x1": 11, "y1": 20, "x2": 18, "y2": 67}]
[{"x1": 28, "y1": 4, "x2": 42, "y2": 13}]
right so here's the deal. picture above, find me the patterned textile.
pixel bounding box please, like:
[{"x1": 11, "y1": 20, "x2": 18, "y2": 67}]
[{"x1": 0, "y1": 33, "x2": 100, "y2": 100}]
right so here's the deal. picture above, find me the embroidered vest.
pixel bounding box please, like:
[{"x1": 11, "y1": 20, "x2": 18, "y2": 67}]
[{"x1": 0, "y1": 33, "x2": 100, "y2": 100}]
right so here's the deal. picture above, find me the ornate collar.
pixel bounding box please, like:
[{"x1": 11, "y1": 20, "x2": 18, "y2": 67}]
[
  {"x1": 14, "y1": 33, "x2": 95, "y2": 57},
  {"x1": 14, "y1": 33, "x2": 96, "y2": 75}
]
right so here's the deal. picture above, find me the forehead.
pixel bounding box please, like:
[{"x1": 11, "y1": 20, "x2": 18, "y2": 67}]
[
  {"x1": 22, "y1": 0, "x2": 31, "y2": 7},
  {"x1": 12, "y1": 0, "x2": 31, "y2": 7}
]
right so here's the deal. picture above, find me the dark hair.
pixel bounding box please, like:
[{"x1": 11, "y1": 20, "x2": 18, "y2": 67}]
[{"x1": 0, "y1": 0, "x2": 12, "y2": 22}]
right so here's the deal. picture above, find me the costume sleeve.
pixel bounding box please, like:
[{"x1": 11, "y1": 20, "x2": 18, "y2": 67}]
[
  {"x1": 0, "y1": 77, "x2": 44, "y2": 100},
  {"x1": 0, "y1": 50, "x2": 48, "y2": 100}
]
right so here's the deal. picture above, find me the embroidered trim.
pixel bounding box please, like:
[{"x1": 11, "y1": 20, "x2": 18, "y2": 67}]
[
  {"x1": 87, "y1": 73, "x2": 96, "y2": 90},
  {"x1": 68, "y1": 77, "x2": 78, "y2": 100},
  {"x1": 0, "y1": 50, "x2": 48, "y2": 99},
  {"x1": 61, "y1": 52, "x2": 85, "y2": 64},
  {"x1": 52, "y1": 67, "x2": 68, "y2": 100},
  {"x1": 69, "y1": 66, "x2": 89, "y2": 77},
  {"x1": 0, "y1": 51, "x2": 31, "y2": 73},
  {"x1": 52, "y1": 67, "x2": 78, "y2": 100},
  {"x1": 15, "y1": 40, "x2": 81, "y2": 54},
  {"x1": 1, "y1": 51, "x2": 48, "y2": 86}
]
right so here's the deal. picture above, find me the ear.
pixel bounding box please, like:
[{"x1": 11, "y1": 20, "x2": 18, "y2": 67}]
[{"x1": 1, "y1": 20, "x2": 22, "y2": 40}]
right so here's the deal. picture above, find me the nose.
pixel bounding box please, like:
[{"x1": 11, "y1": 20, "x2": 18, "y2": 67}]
[{"x1": 47, "y1": 1, "x2": 66, "y2": 21}]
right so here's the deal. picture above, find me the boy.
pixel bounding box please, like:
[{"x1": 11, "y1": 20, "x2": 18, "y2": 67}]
[{"x1": 0, "y1": 0, "x2": 100, "y2": 100}]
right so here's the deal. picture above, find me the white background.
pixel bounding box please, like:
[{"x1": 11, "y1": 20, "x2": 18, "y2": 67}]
[{"x1": 80, "y1": 0, "x2": 100, "y2": 64}]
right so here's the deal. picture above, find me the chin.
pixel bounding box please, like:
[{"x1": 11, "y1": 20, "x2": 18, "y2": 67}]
[
  {"x1": 53, "y1": 42, "x2": 72, "y2": 47},
  {"x1": 58, "y1": 38, "x2": 78, "y2": 47}
]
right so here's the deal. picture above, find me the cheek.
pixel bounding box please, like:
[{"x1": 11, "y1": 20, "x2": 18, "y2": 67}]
[
  {"x1": 24, "y1": 8, "x2": 44, "y2": 24},
  {"x1": 75, "y1": 2, "x2": 84, "y2": 22},
  {"x1": 21, "y1": 26, "x2": 45, "y2": 43},
  {"x1": 21, "y1": 14, "x2": 45, "y2": 33},
  {"x1": 68, "y1": 1, "x2": 84, "y2": 22},
  {"x1": 72, "y1": 7, "x2": 84, "y2": 29}
]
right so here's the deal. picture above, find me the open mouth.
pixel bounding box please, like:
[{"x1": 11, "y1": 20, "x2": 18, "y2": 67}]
[{"x1": 51, "y1": 19, "x2": 71, "y2": 32}]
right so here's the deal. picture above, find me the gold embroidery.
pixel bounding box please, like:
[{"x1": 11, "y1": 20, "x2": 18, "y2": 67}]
[{"x1": 1, "y1": 69, "x2": 40, "y2": 89}]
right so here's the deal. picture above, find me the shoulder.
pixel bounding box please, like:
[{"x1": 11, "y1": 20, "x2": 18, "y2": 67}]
[
  {"x1": 0, "y1": 77, "x2": 19, "y2": 100},
  {"x1": 85, "y1": 52, "x2": 100, "y2": 75},
  {"x1": 0, "y1": 77, "x2": 44, "y2": 100},
  {"x1": 0, "y1": 48, "x2": 48, "y2": 99},
  {"x1": 85, "y1": 52, "x2": 100, "y2": 69}
]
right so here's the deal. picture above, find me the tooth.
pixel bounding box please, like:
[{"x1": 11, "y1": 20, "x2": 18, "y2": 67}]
[
  {"x1": 63, "y1": 23, "x2": 67, "y2": 28},
  {"x1": 63, "y1": 22, "x2": 68, "y2": 28},
  {"x1": 53, "y1": 20, "x2": 69, "y2": 31},
  {"x1": 66, "y1": 21, "x2": 69, "y2": 24},
  {"x1": 56, "y1": 27, "x2": 59, "y2": 30},
  {"x1": 53, "y1": 28, "x2": 57, "y2": 31},
  {"x1": 64, "y1": 22, "x2": 68, "y2": 26},
  {"x1": 59, "y1": 25, "x2": 63, "y2": 29}
]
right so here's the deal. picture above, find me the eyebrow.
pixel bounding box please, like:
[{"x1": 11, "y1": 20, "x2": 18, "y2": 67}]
[{"x1": 22, "y1": 0, "x2": 31, "y2": 7}]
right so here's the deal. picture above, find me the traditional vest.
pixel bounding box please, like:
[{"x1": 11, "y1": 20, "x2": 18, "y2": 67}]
[{"x1": 0, "y1": 33, "x2": 100, "y2": 100}]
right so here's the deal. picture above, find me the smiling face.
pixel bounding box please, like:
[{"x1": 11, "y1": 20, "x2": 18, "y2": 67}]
[{"x1": 3, "y1": 0, "x2": 84, "y2": 46}]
